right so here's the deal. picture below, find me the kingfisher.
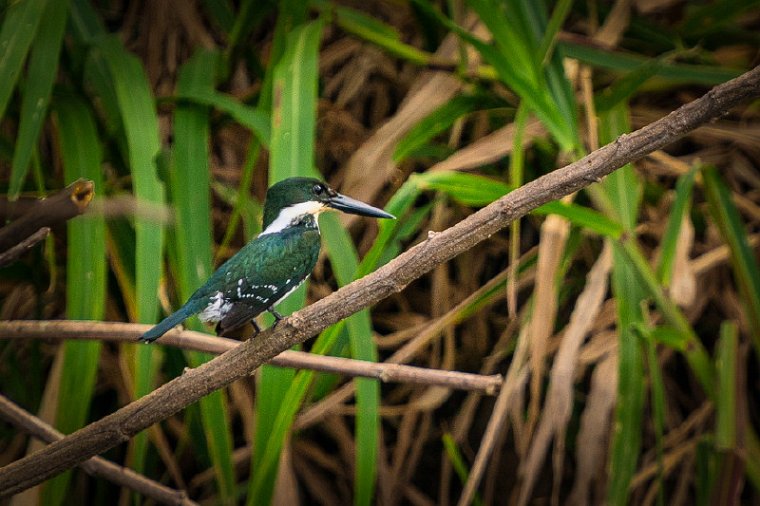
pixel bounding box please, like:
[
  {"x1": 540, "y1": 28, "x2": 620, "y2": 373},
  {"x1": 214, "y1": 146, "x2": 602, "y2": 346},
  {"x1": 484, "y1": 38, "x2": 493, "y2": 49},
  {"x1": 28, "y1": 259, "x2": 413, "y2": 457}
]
[{"x1": 139, "y1": 177, "x2": 394, "y2": 343}]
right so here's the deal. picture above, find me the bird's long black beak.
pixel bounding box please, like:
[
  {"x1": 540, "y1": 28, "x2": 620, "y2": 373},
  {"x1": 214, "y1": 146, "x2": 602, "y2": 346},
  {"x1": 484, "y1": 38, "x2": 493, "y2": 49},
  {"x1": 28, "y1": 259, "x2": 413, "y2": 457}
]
[{"x1": 327, "y1": 193, "x2": 395, "y2": 219}]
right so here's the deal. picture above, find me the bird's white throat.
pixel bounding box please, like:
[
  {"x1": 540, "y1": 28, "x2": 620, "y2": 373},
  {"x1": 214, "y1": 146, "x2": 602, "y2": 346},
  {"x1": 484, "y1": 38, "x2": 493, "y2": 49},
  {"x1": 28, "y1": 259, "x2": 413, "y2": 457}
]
[{"x1": 260, "y1": 201, "x2": 325, "y2": 236}]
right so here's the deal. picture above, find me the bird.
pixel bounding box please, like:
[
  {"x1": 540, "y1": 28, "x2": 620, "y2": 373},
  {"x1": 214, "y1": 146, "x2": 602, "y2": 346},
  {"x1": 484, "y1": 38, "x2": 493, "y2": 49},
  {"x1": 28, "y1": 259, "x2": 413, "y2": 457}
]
[{"x1": 139, "y1": 177, "x2": 395, "y2": 343}]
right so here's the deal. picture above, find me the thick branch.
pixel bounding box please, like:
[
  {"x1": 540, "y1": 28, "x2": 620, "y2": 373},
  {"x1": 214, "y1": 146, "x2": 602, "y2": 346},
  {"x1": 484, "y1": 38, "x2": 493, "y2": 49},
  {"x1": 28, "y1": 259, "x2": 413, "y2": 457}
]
[
  {"x1": 0, "y1": 321, "x2": 502, "y2": 394},
  {"x1": 0, "y1": 65, "x2": 758, "y2": 498},
  {"x1": 0, "y1": 395, "x2": 196, "y2": 506},
  {"x1": 0, "y1": 179, "x2": 94, "y2": 255}
]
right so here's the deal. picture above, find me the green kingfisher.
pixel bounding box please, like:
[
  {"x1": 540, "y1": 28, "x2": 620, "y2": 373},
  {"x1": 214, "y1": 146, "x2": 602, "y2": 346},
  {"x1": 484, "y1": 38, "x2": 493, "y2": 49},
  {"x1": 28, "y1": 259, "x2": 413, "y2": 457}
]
[{"x1": 139, "y1": 177, "x2": 394, "y2": 343}]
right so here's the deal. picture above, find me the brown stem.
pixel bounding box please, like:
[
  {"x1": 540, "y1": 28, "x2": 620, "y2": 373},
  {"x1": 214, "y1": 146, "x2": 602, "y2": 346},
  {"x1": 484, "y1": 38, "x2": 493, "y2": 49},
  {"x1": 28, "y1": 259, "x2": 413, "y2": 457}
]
[
  {"x1": 0, "y1": 320, "x2": 502, "y2": 394},
  {"x1": 0, "y1": 227, "x2": 50, "y2": 267},
  {"x1": 0, "y1": 65, "x2": 758, "y2": 498},
  {"x1": 0, "y1": 179, "x2": 94, "y2": 255},
  {"x1": 0, "y1": 395, "x2": 196, "y2": 506}
]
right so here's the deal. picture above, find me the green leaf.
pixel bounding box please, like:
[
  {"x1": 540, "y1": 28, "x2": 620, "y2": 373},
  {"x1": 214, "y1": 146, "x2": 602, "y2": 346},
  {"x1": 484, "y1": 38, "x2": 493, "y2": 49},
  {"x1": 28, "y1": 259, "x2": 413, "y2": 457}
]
[
  {"x1": 0, "y1": 0, "x2": 48, "y2": 121},
  {"x1": 171, "y1": 49, "x2": 236, "y2": 503},
  {"x1": 174, "y1": 89, "x2": 271, "y2": 146},
  {"x1": 466, "y1": 0, "x2": 578, "y2": 151},
  {"x1": 534, "y1": 202, "x2": 623, "y2": 239},
  {"x1": 321, "y1": 215, "x2": 379, "y2": 506},
  {"x1": 42, "y1": 94, "x2": 105, "y2": 506},
  {"x1": 715, "y1": 322, "x2": 738, "y2": 451},
  {"x1": 657, "y1": 166, "x2": 698, "y2": 285},
  {"x1": 703, "y1": 166, "x2": 760, "y2": 360},
  {"x1": 607, "y1": 243, "x2": 646, "y2": 506},
  {"x1": 442, "y1": 433, "x2": 483, "y2": 506},
  {"x1": 559, "y1": 41, "x2": 741, "y2": 86},
  {"x1": 92, "y1": 34, "x2": 165, "y2": 324},
  {"x1": 414, "y1": 171, "x2": 623, "y2": 237},
  {"x1": 597, "y1": 106, "x2": 641, "y2": 230},
  {"x1": 645, "y1": 333, "x2": 667, "y2": 506},
  {"x1": 414, "y1": 171, "x2": 511, "y2": 207},
  {"x1": 91, "y1": 34, "x2": 166, "y2": 491},
  {"x1": 250, "y1": 18, "x2": 322, "y2": 506},
  {"x1": 637, "y1": 325, "x2": 689, "y2": 352},
  {"x1": 595, "y1": 57, "x2": 669, "y2": 113},
  {"x1": 9, "y1": 0, "x2": 70, "y2": 199},
  {"x1": 269, "y1": 20, "x2": 323, "y2": 180},
  {"x1": 329, "y1": 4, "x2": 431, "y2": 65},
  {"x1": 394, "y1": 95, "x2": 498, "y2": 162}
]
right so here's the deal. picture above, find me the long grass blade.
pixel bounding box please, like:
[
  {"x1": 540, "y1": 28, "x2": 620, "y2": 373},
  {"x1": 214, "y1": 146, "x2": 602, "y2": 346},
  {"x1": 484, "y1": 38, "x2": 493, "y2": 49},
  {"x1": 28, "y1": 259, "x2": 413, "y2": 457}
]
[
  {"x1": 42, "y1": 95, "x2": 106, "y2": 506},
  {"x1": 607, "y1": 244, "x2": 646, "y2": 506},
  {"x1": 9, "y1": 0, "x2": 70, "y2": 199},
  {"x1": 91, "y1": 34, "x2": 165, "y2": 487},
  {"x1": 171, "y1": 49, "x2": 236, "y2": 503},
  {"x1": 250, "y1": 17, "x2": 321, "y2": 506},
  {"x1": 598, "y1": 104, "x2": 646, "y2": 506},
  {"x1": 0, "y1": 0, "x2": 48, "y2": 122},
  {"x1": 703, "y1": 166, "x2": 760, "y2": 359},
  {"x1": 657, "y1": 166, "x2": 698, "y2": 285}
]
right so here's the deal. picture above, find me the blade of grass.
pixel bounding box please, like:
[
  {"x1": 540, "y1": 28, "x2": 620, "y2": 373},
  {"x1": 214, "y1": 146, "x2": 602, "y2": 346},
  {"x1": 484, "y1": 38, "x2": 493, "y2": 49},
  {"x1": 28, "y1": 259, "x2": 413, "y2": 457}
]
[
  {"x1": 508, "y1": 104, "x2": 529, "y2": 315},
  {"x1": 170, "y1": 49, "x2": 236, "y2": 503},
  {"x1": 250, "y1": 17, "x2": 321, "y2": 506},
  {"x1": 93, "y1": 34, "x2": 165, "y2": 324},
  {"x1": 321, "y1": 214, "x2": 379, "y2": 506},
  {"x1": 443, "y1": 433, "x2": 483, "y2": 506},
  {"x1": 393, "y1": 94, "x2": 499, "y2": 163},
  {"x1": 559, "y1": 41, "x2": 741, "y2": 85},
  {"x1": 513, "y1": 0, "x2": 579, "y2": 153},
  {"x1": 643, "y1": 329, "x2": 667, "y2": 506},
  {"x1": 9, "y1": 0, "x2": 70, "y2": 199},
  {"x1": 607, "y1": 243, "x2": 646, "y2": 506},
  {"x1": 715, "y1": 322, "x2": 737, "y2": 451},
  {"x1": 597, "y1": 103, "x2": 646, "y2": 506},
  {"x1": 620, "y1": 238, "x2": 715, "y2": 395},
  {"x1": 703, "y1": 166, "x2": 760, "y2": 361},
  {"x1": 0, "y1": 0, "x2": 48, "y2": 122},
  {"x1": 92, "y1": 34, "x2": 166, "y2": 488},
  {"x1": 42, "y1": 95, "x2": 106, "y2": 506},
  {"x1": 711, "y1": 322, "x2": 741, "y2": 505},
  {"x1": 323, "y1": 2, "x2": 431, "y2": 65},
  {"x1": 173, "y1": 89, "x2": 271, "y2": 146},
  {"x1": 438, "y1": 0, "x2": 577, "y2": 150},
  {"x1": 595, "y1": 57, "x2": 670, "y2": 113},
  {"x1": 657, "y1": 166, "x2": 698, "y2": 286},
  {"x1": 413, "y1": 171, "x2": 623, "y2": 238}
]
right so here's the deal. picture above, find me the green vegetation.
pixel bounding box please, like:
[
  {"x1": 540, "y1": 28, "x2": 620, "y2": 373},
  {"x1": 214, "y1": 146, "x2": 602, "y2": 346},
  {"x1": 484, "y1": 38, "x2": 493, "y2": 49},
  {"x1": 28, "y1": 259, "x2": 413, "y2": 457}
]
[{"x1": 1, "y1": 0, "x2": 758, "y2": 504}]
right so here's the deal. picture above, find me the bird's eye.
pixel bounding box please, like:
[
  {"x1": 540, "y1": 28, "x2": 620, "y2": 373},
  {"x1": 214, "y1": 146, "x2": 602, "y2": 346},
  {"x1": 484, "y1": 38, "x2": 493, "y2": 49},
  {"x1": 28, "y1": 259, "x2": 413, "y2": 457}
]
[{"x1": 313, "y1": 184, "x2": 325, "y2": 195}]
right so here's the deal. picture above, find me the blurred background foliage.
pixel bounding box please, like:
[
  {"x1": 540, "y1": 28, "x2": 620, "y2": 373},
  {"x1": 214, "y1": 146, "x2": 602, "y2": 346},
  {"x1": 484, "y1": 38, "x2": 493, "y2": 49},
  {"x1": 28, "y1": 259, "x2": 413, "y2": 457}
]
[{"x1": 0, "y1": 0, "x2": 759, "y2": 504}]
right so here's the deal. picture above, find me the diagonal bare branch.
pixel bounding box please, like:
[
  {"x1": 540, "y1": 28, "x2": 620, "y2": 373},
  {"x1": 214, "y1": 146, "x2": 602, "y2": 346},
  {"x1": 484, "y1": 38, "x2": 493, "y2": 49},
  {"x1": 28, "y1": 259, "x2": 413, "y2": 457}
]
[{"x1": 0, "y1": 64, "x2": 758, "y2": 498}]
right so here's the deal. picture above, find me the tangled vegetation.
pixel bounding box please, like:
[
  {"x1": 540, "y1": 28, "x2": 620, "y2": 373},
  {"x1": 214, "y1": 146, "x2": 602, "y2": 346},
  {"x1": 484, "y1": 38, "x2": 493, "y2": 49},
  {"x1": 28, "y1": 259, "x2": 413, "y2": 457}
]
[{"x1": 0, "y1": 0, "x2": 758, "y2": 504}]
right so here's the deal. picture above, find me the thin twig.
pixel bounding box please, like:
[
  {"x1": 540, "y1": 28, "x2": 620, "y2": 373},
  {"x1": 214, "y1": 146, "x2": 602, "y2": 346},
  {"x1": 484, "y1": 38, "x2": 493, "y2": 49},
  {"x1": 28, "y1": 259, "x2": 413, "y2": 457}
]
[
  {"x1": 0, "y1": 227, "x2": 49, "y2": 267},
  {"x1": 0, "y1": 179, "x2": 93, "y2": 254},
  {"x1": 0, "y1": 395, "x2": 196, "y2": 506},
  {"x1": 0, "y1": 65, "x2": 758, "y2": 498},
  {"x1": 0, "y1": 321, "x2": 502, "y2": 394}
]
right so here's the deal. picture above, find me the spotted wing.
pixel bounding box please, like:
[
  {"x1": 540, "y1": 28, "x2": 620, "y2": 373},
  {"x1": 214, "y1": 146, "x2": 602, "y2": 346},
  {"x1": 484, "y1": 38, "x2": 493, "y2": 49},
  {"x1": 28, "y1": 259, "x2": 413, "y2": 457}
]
[{"x1": 193, "y1": 226, "x2": 320, "y2": 334}]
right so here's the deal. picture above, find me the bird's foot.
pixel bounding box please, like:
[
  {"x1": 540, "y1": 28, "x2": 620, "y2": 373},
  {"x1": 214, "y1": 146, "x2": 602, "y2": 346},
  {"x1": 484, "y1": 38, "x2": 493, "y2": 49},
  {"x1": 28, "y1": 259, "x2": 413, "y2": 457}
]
[{"x1": 269, "y1": 308, "x2": 284, "y2": 325}]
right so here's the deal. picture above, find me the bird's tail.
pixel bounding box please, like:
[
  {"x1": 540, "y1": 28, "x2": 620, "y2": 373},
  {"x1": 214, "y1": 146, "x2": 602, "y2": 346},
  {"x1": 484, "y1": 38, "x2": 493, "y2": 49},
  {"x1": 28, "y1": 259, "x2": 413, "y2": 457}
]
[{"x1": 139, "y1": 306, "x2": 195, "y2": 343}]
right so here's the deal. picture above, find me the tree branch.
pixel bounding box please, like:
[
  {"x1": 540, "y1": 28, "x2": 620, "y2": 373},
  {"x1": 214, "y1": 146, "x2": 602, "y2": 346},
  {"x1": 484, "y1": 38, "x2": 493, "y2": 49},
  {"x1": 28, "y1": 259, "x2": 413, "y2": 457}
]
[
  {"x1": 0, "y1": 320, "x2": 502, "y2": 393},
  {"x1": 0, "y1": 65, "x2": 758, "y2": 498},
  {"x1": 0, "y1": 179, "x2": 94, "y2": 255},
  {"x1": 0, "y1": 395, "x2": 196, "y2": 506},
  {"x1": 0, "y1": 227, "x2": 50, "y2": 267}
]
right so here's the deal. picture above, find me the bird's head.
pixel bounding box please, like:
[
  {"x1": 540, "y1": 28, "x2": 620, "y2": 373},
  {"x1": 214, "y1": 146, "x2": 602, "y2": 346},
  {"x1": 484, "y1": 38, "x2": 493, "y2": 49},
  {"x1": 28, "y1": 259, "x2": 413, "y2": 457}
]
[{"x1": 261, "y1": 177, "x2": 394, "y2": 234}]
